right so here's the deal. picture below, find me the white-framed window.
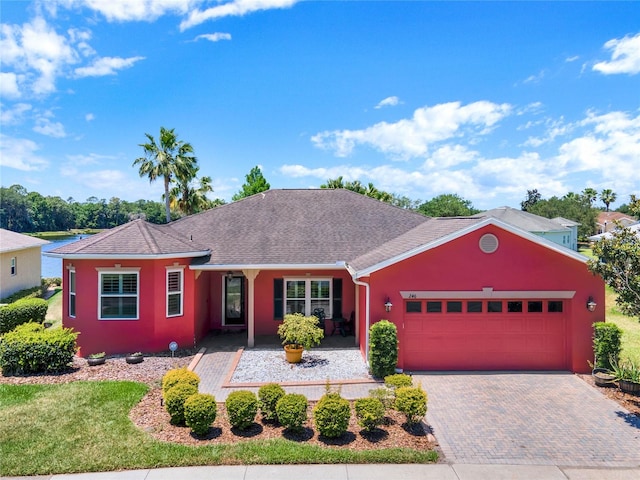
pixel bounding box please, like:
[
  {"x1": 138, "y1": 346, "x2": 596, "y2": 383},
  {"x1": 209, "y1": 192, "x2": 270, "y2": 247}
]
[
  {"x1": 97, "y1": 269, "x2": 139, "y2": 320},
  {"x1": 10, "y1": 257, "x2": 17, "y2": 276},
  {"x1": 284, "y1": 278, "x2": 332, "y2": 317},
  {"x1": 69, "y1": 268, "x2": 76, "y2": 318},
  {"x1": 166, "y1": 268, "x2": 184, "y2": 317}
]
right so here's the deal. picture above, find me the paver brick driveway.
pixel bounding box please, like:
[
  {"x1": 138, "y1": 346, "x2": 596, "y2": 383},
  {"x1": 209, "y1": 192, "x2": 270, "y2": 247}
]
[{"x1": 417, "y1": 373, "x2": 640, "y2": 467}]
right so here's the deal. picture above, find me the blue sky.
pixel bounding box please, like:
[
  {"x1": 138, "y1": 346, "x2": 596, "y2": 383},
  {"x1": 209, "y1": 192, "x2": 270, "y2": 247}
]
[{"x1": 1, "y1": 0, "x2": 639, "y2": 210}]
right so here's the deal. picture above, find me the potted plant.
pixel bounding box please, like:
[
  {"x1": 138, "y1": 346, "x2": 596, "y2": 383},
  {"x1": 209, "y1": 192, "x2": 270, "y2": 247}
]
[
  {"x1": 87, "y1": 352, "x2": 106, "y2": 366},
  {"x1": 277, "y1": 313, "x2": 324, "y2": 363},
  {"x1": 611, "y1": 358, "x2": 640, "y2": 395},
  {"x1": 125, "y1": 352, "x2": 144, "y2": 364}
]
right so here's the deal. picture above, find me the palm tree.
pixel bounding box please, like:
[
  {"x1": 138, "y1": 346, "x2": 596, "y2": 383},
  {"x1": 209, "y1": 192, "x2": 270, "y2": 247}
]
[
  {"x1": 133, "y1": 127, "x2": 197, "y2": 223},
  {"x1": 599, "y1": 189, "x2": 617, "y2": 212},
  {"x1": 582, "y1": 188, "x2": 598, "y2": 206},
  {"x1": 321, "y1": 176, "x2": 345, "y2": 189},
  {"x1": 169, "y1": 172, "x2": 214, "y2": 216}
]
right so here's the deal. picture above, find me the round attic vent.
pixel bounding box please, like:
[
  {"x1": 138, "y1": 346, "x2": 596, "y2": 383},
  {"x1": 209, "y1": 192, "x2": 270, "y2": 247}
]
[{"x1": 479, "y1": 233, "x2": 499, "y2": 253}]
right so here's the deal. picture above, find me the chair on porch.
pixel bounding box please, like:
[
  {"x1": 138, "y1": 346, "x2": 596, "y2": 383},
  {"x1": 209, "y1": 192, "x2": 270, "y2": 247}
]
[
  {"x1": 330, "y1": 311, "x2": 354, "y2": 337},
  {"x1": 312, "y1": 308, "x2": 326, "y2": 330}
]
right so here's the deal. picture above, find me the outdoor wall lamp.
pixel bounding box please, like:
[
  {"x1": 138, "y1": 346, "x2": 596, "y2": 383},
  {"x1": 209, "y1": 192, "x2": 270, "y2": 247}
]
[
  {"x1": 587, "y1": 296, "x2": 597, "y2": 312},
  {"x1": 226, "y1": 271, "x2": 234, "y2": 281},
  {"x1": 384, "y1": 297, "x2": 393, "y2": 312}
]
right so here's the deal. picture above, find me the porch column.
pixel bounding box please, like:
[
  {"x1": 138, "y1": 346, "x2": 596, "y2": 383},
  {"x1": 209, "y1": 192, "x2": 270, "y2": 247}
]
[{"x1": 242, "y1": 269, "x2": 260, "y2": 348}]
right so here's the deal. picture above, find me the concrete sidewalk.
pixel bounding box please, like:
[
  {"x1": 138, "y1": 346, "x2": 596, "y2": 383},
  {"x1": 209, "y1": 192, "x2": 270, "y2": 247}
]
[{"x1": 6, "y1": 463, "x2": 640, "y2": 480}]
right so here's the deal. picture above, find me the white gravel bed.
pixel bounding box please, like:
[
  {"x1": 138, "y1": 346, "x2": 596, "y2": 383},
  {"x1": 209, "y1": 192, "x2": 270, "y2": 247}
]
[{"x1": 230, "y1": 348, "x2": 372, "y2": 383}]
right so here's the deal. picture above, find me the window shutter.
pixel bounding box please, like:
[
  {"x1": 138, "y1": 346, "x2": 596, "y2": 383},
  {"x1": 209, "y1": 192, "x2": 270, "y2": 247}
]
[
  {"x1": 274, "y1": 278, "x2": 283, "y2": 320},
  {"x1": 332, "y1": 278, "x2": 342, "y2": 318}
]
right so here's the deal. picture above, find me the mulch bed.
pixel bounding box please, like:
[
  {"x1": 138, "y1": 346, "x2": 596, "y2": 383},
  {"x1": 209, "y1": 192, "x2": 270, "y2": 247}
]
[
  {"x1": 130, "y1": 387, "x2": 437, "y2": 451},
  {"x1": 579, "y1": 374, "x2": 640, "y2": 417}
]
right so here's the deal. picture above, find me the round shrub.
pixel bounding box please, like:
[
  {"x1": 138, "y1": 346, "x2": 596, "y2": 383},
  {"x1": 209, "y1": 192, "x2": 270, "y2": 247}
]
[
  {"x1": 275, "y1": 393, "x2": 308, "y2": 432},
  {"x1": 225, "y1": 390, "x2": 258, "y2": 429},
  {"x1": 384, "y1": 373, "x2": 413, "y2": 390},
  {"x1": 395, "y1": 386, "x2": 427, "y2": 425},
  {"x1": 162, "y1": 368, "x2": 200, "y2": 396},
  {"x1": 355, "y1": 397, "x2": 385, "y2": 432},
  {"x1": 258, "y1": 383, "x2": 285, "y2": 422},
  {"x1": 0, "y1": 322, "x2": 77, "y2": 375},
  {"x1": 368, "y1": 320, "x2": 398, "y2": 379},
  {"x1": 313, "y1": 393, "x2": 351, "y2": 438},
  {"x1": 0, "y1": 298, "x2": 49, "y2": 334},
  {"x1": 164, "y1": 383, "x2": 199, "y2": 425},
  {"x1": 368, "y1": 386, "x2": 395, "y2": 410},
  {"x1": 184, "y1": 393, "x2": 217, "y2": 435}
]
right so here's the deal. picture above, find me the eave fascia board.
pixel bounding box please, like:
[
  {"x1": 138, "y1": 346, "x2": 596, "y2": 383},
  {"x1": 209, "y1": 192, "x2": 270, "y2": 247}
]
[
  {"x1": 354, "y1": 217, "x2": 588, "y2": 278},
  {"x1": 43, "y1": 250, "x2": 211, "y2": 260},
  {"x1": 190, "y1": 263, "x2": 341, "y2": 271}
]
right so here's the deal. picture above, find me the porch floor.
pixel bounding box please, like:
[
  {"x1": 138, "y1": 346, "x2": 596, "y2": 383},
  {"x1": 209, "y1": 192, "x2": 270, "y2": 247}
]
[{"x1": 197, "y1": 330, "x2": 358, "y2": 351}]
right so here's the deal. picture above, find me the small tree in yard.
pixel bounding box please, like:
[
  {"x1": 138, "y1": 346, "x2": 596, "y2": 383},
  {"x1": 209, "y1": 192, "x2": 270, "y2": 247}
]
[
  {"x1": 588, "y1": 225, "x2": 640, "y2": 320},
  {"x1": 369, "y1": 320, "x2": 398, "y2": 378}
]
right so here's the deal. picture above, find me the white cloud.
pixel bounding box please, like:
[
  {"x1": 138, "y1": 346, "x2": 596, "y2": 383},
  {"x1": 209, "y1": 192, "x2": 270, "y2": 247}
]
[
  {"x1": 565, "y1": 55, "x2": 580, "y2": 63},
  {"x1": 74, "y1": 56, "x2": 145, "y2": 77},
  {"x1": 312, "y1": 101, "x2": 512, "y2": 159},
  {"x1": 522, "y1": 117, "x2": 573, "y2": 148},
  {"x1": 65, "y1": 152, "x2": 115, "y2": 165},
  {"x1": 85, "y1": 113, "x2": 95, "y2": 121},
  {"x1": 180, "y1": 0, "x2": 299, "y2": 30},
  {"x1": 0, "y1": 135, "x2": 49, "y2": 171},
  {"x1": 0, "y1": 102, "x2": 32, "y2": 124},
  {"x1": 0, "y1": 16, "x2": 79, "y2": 96},
  {"x1": 0, "y1": 72, "x2": 22, "y2": 99},
  {"x1": 374, "y1": 96, "x2": 401, "y2": 109},
  {"x1": 523, "y1": 70, "x2": 546, "y2": 84},
  {"x1": 195, "y1": 32, "x2": 232, "y2": 42},
  {"x1": 33, "y1": 116, "x2": 67, "y2": 137},
  {"x1": 593, "y1": 33, "x2": 640, "y2": 75},
  {"x1": 55, "y1": 0, "x2": 197, "y2": 22}
]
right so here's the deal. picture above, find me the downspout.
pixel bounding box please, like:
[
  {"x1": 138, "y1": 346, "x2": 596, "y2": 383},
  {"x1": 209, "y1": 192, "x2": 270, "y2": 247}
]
[{"x1": 337, "y1": 261, "x2": 371, "y2": 365}]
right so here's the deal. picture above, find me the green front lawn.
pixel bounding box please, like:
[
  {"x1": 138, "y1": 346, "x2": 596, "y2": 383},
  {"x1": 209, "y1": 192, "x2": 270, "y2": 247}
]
[
  {"x1": 604, "y1": 286, "x2": 640, "y2": 364},
  {"x1": 0, "y1": 381, "x2": 436, "y2": 476}
]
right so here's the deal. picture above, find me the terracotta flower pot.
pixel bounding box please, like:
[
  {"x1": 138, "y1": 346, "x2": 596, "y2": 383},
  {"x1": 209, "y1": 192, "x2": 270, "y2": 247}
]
[{"x1": 284, "y1": 345, "x2": 303, "y2": 364}]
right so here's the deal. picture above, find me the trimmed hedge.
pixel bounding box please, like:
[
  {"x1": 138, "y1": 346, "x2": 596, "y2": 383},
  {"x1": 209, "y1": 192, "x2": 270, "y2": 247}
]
[
  {"x1": 162, "y1": 368, "x2": 200, "y2": 396},
  {"x1": 0, "y1": 322, "x2": 77, "y2": 374},
  {"x1": 395, "y1": 386, "x2": 427, "y2": 425},
  {"x1": 276, "y1": 393, "x2": 308, "y2": 432},
  {"x1": 258, "y1": 382, "x2": 286, "y2": 422},
  {"x1": 369, "y1": 320, "x2": 398, "y2": 378},
  {"x1": 0, "y1": 298, "x2": 49, "y2": 334},
  {"x1": 165, "y1": 383, "x2": 199, "y2": 425},
  {"x1": 225, "y1": 390, "x2": 258, "y2": 429},
  {"x1": 355, "y1": 397, "x2": 385, "y2": 432},
  {"x1": 592, "y1": 322, "x2": 622, "y2": 371},
  {"x1": 384, "y1": 373, "x2": 413, "y2": 390},
  {"x1": 313, "y1": 393, "x2": 351, "y2": 438},
  {"x1": 184, "y1": 393, "x2": 217, "y2": 435}
]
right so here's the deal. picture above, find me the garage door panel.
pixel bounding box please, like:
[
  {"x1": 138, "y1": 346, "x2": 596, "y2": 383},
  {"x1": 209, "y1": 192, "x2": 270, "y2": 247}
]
[{"x1": 403, "y1": 300, "x2": 567, "y2": 371}]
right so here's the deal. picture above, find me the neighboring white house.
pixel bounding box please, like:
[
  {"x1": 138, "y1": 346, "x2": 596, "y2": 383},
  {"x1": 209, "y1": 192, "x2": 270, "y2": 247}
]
[
  {"x1": 588, "y1": 222, "x2": 640, "y2": 242},
  {"x1": 0, "y1": 229, "x2": 48, "y2": 300},
  {"x1": 474, "y1": 207, "x2": 580, "y2": 252}
]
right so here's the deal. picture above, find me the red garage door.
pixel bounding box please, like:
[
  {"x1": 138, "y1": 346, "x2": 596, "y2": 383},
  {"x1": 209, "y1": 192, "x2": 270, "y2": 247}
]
[{"x1": 402, "y1": 299, "x2": 568, "y2": 371}]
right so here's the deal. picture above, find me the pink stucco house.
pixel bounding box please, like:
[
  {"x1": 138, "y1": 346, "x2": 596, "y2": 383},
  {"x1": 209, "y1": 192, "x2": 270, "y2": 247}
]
[{"x1": 47, "y1": 189, "x2": 604, "y2": 373}]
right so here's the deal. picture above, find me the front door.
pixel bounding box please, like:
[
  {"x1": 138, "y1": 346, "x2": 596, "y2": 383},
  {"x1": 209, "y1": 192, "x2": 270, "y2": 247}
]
[{"x1": 224, "y1": 276, "x2": 245, "y2": 326}]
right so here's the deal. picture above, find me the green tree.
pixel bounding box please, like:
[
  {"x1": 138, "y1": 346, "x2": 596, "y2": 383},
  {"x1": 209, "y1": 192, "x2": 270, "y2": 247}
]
[
  {"x1": 582, "y1": 188, "x2": 598, "y2": 206},
  {"x1": 417, "y1": 194, "x2": 479, "y2": 217},
  {"x1": 321, "y1": 177, "x2": 346, "y2": 189},
  {"x1": 232, "y1": 166, "x2": 270, "y2": 201},
  {"x1": 0, "y1": 185, "x2": 32, "y2": 232},
  {"x1": 520, "y1": 189, "x2": 541, "y2": 211},
  {"x1": 528, "y1": 194, "x2": 598, "y2": 240},
  {"x1": 169, "y1": 170, "x2": 216, "y2": 216},
  {"x1": 133, "y1": 127, "x2": 197, "y2": 223},
  {"x1": 588, "y1": 225, "x2": 640, "y2": 320},
  {"x1": 599, "y1": 189, "x2": 617, "y2": 212}
]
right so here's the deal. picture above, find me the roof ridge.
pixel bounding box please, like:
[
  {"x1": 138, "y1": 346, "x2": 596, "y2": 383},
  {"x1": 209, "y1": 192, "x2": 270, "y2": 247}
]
[{"x1": 137, "y1": 220, "x2": 162, "y2": 254}]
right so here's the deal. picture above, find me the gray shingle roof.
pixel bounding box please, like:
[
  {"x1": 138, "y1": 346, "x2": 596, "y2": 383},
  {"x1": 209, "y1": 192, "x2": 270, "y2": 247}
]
[
  {"x1": 171, "y1": 189, "x2": 429, "y2": 266},
  {"x1": 0, "y1": 229, "x2": 48, "y2": 253},
  {"x1": 49, "y1": 219, "x2": 210, "y2": 257},
  {"x1": 350, "y1": 217, "x2": 485, "y2": 272},
  {"x1": 473, "y1": 207, "x2": 570, "y2": 233}
]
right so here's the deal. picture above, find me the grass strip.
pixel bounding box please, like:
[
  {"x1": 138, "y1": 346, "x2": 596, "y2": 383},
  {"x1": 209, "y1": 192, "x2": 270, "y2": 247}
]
[{"x1": 0, "y1": 381, "x2": 436, "y2": 476}]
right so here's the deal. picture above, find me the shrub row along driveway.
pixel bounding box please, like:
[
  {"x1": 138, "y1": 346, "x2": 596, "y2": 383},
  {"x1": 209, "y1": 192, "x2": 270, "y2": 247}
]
[{"x1": 417, "y1": 372, "x2": 640, "y2": 467}]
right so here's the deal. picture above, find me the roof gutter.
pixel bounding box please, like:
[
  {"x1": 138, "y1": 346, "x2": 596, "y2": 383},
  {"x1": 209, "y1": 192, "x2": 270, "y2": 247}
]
[
  {"x1": 43, "y1": 250, "x2": 211, "y2": 260},
  {"x1": 189, "y1": 263, "x2": 340, "y2": 271},
  {"x1": 337, "y1": 261, "x2": 370, "y2": 367}
]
